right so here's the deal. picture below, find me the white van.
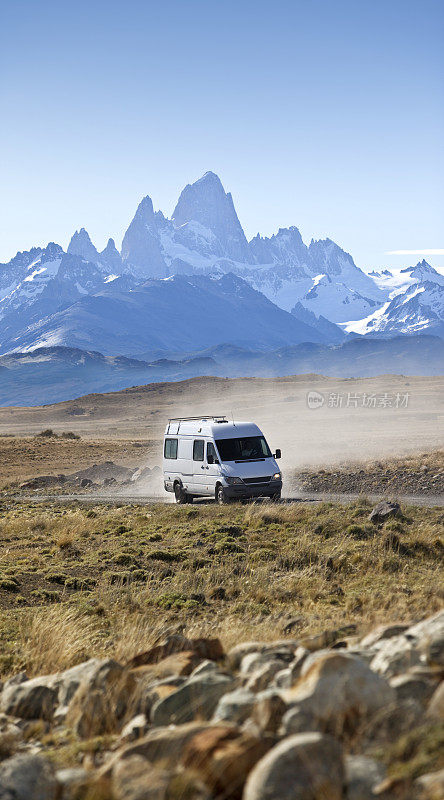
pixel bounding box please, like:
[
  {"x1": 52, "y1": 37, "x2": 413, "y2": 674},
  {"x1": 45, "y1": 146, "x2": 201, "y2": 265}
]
[{"x1": 163, "y1": 415, "x2": 282, "y2": 503}]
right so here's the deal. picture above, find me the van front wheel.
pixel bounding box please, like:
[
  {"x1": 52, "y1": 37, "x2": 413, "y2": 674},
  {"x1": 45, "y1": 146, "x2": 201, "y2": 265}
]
[{"x1": 216, "y1": 484, "x2": 230, "y2": 505}]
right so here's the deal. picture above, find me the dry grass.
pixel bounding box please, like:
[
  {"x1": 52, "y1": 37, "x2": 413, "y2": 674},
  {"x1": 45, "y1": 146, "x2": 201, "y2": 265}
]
[
  {"x1": 18, "y1": 606, "x2": 99, "y2": 675},
  {"x1": 0, "y1": 498, "x2": 442, "y2": 676}
]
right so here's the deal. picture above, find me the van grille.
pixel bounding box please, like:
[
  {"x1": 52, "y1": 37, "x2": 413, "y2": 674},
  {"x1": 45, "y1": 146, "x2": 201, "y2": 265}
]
[{"x1": 242, "y1": 476, "x2": 272, "y2": 484}]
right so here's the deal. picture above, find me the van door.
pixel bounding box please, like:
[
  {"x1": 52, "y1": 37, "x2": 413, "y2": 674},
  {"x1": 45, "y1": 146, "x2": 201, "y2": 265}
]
[
  {"x1": 192, "y1": 439, "x2": 206, "y2": 494},
  {"x1": 205, "y1": 440, "x2": 220, "y2": 497}
]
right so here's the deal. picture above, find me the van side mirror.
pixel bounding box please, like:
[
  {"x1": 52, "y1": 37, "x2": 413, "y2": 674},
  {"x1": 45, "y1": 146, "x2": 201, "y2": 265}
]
[{"x1": 274, "y1": 449, "x2": 281, "y2": 459}]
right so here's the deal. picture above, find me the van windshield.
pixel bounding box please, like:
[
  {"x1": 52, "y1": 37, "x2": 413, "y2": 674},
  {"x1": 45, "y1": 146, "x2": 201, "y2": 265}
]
[{"x1": 215, "y1": 436, "x2": 271, "y2": 462}]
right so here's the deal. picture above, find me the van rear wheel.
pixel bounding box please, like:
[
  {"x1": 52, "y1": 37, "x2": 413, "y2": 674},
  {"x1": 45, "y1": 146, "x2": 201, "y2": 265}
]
[{"x1": 174, "y1": 482, "x2": 189, "y2": 504}]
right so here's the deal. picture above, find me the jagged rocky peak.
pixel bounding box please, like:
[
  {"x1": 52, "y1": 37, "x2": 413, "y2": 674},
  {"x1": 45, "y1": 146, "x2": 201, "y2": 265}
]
[
  {"x1": 100, "y1": 238, "x2": 122, "y2": 270},
  {"x1": 401, "y1": 259, "x2": 441, "y2": 280},
  {"x1": 67, "y1": 228, "x2": 99, "y2": 262},
  {"x1": 249, "y1": 225, "x2": 308, "y2": 265},
  {"x1": 121, "y1": 195, "x2": 167, "y2": 278},
  {"x1": 172, "y1": 171, "x2": 253, "y2": 263}
]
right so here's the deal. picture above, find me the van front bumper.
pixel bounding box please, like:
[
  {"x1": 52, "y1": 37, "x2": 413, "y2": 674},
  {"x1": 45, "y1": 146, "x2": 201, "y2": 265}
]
[{"x1": 223, "y1": 479, "x2": 282, "y2": 499}]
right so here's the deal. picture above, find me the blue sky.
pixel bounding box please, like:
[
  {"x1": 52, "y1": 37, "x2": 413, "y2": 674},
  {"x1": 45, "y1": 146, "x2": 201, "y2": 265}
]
[{"x1": 1, "y1": 0, "x2": 443, "y2": 271}]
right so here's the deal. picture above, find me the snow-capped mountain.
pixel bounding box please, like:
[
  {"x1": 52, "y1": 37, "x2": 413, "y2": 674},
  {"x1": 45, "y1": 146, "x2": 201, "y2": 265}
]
[
  {"x1": 1, "y1": 273, "x2": 334, "y2": 356},
  {"x1": 350, "y1": 281, "x2": 444, "y2": 338},
  {"x1": 0, "y1": 245, "x2": 117, "y2": 350},
  {"x1": 119, "y1": 172, "x2": 386, "y2": 322},
  {"x1": 1, "y1": 172, "x2": 443, "y2": 361}
]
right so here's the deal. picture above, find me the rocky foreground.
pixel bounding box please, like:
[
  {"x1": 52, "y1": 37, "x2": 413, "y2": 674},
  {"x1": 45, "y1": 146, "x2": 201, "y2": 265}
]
[{"x1": 0, "y1": 611, "x2": 443, "y2": 800}]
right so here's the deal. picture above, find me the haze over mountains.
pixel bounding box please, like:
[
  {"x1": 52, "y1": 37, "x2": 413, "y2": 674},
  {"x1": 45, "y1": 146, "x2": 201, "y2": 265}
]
[{"x1": 0, "y1": 171, "x2": 443, "y2": 404}]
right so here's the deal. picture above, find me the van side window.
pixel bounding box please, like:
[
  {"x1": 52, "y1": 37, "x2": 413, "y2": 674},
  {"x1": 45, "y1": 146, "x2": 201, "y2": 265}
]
[
  {"x1": 193, "y1": 440, "x2": 204, "y2": 461},
  {"x1": 207, "y1": 441, "x2": 217, "y2": 464},
  {"x1": 164, "y1": 438, "x2": 178, "y2": 459}
]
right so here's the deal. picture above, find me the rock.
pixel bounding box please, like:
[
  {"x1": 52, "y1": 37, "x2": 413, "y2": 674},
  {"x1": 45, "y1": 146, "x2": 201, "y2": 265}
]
[
  {"x1": 134, "y1": 676, "x2": 185, "y2": 718},
  {"x1": 299, "y1": 624, "x2": 357, "y2": 652},
  {"x1": 118, "y1": 713, "x2": 149, "y2": 744},
  {"x1": 284, "y1": 652, "x2": 394, "y2": 736},
  {"x1": 413, "y1": 768, "x2": 444, "y2": 799},
  {"x1": 55, "y1": 767, "x2": 89, "y2": 800},
  {"x1": 98, "y1": 723, "x2": 220, "y2": 778},
  {"x1": 426, "y1": 681, "x2": 444, "y2": 720},
  {"x1": 127, "y1": 634, "x2": 223, "y2": 668},
  {"x1": 130, "y1": 650, "x2": 203, "y2": 683},
  {"x1": 66, "y1": 659, "x2": 135, "y2": 738},
  {"x1": 227, "y1": 642, "x2": 268, "y2": 670},
  {"x1": 360, "y1": 698, "x2": 423, "y2": 747},
  {"x1": 0, "y1": 677, "x2": 57, "y2": 721},
  {"x1": 361, "y1": 623, "x2": 410, "y2": 648},
  {"x1": 370, "y1": 636, "x2": 422, "y2": 678},
  {"x1": 182, "y1": 724, "x2": 272, "y2": 800},
  {"x1": 190, "y1": 659, "x2": 220, "y2": 678},
  {"x1": 243, "y1": 732, "x2": 344, "y2": 800},
  {"x1": 390, "y1": 674, "x2": 439, "y2": 706},
  {"x1": 0, "y1": 754, "x2": 57, "y2": 800},
  {"x1": 112, "y1": 755, "x2": 211, "y2": 800},
  {"x1": 280, "y1": 705, "x2": 321, "y2": 736},
  {"x1": 371, "y1": 611, "x2": 444, "y2": 678},
  {"x1": 151, "y1": 672, "x2": 234, "y2": 726},
  {"x1": 272, "y1": 647, "x2": 309, "y2": 689},
  {"x1": 240, "y1": 649, "x2": 293, "y2": 675},
  {"x1": 213, "y1": 688, "x2": 255, "y2": 724},
  {"x1": 251, "y1": 692, "x2": 287, "y2": 734},
  {"x1": 346, "y1": 755, "x2": 387, "y2": 799},
  {"x1": 246, "y1": 660, "x2": 285, "y2": 692},
  {"x1": 369, "y1": 501, "x2": 400, "y2": 523},
  {"x1": 56, "y1": 658, "x2": 105, "y2": 706},
  {"x1": 112, "y1": 756, "x2": 171, "y2": 800}
]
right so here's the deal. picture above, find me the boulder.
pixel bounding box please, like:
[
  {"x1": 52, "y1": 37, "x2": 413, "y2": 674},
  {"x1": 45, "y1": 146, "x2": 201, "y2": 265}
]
[
  {"x1": 0, "y1": 754, "x2": 57, "y2": 800},
  {"x1": 65, "y1": 659, "x2": 135, "y2": 738},
  {"x1": 371, "y1": 611, "x2": 444, "y2": 678},
  {"x1": 182, "y1": 724, "x2": 272, "y2": 800},
  {"x1": 426, "y1": 681, "x2": 444, "y2": 720},
  {"x1": 346, "y1": 755, "x2": 386, "y2": 800},
  {"x1": 359, "y1": 698, "x2": 424, "y2": 747},
  {"x1": 118, "y1": 713, "x2": 149, "y2": 745},
  {"x1": 98, "y1": 723, "x2": 222, "y2": 778},
  {"x1": 299, "y1": 624, "x2": 357, "y2": 652},
  {"x1": 240, "y1": 650, "x2": 293, "y2": 675},
  {"x1": 369, "y1": 501, "x2": 400, "y2": 523},
  {"x1": 112, "y1": 756, "x2": 171, "y2": 800},
  {"x1": 390, "y1": 674, "x2": 439, "y2": 706},
  {"x1": 55, "y1": 768, "x2": 90, "y2": 800},
  {"x1": 284, "y1": 652, "x2": 394, "y2": 736},
  {"x1": 370, "y1": 636, "x2": 423, "y2": 678},
  {"x1": 361, "y1": 623, "x2": 410, "y2": 648},
  {"x1": 127, "y1": 634, "x2": 223, "y2": 668},
  {"x1": 413, "y1": 768, "x2": 444, "y2": 800},
  {"x1": 151, "y1": 672, "x2": 234, "y2": 726},
  {"x1": 0, "y1": 676, "x2": 57, "y2": 721},
  {"x1": 243, "y1": 732, "x2": 344, "y2": 800},
  {"x1": 250, "y1": 691, "x2": 287, "y2": 734},
  {"x1": 213, "y1": 688, "x2": 255, "y2": 724},
  {"x1": 246, "y1": 660, "x2": 285, "y2": 692}
]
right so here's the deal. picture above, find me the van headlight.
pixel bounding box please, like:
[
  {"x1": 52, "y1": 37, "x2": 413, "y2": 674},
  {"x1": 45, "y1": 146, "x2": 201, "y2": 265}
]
[
  {"x1": 272, "y1": 472, "x2": 281, "y2": 481},
  {"x1": 224, "y1": 477, "x2": 244, "y2": 485}
]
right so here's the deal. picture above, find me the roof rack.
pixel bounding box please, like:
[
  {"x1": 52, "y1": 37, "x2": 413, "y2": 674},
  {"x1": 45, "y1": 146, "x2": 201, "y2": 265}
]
[{"x1": 168, "y1": 415, "x2": 228, "y2": 423}]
